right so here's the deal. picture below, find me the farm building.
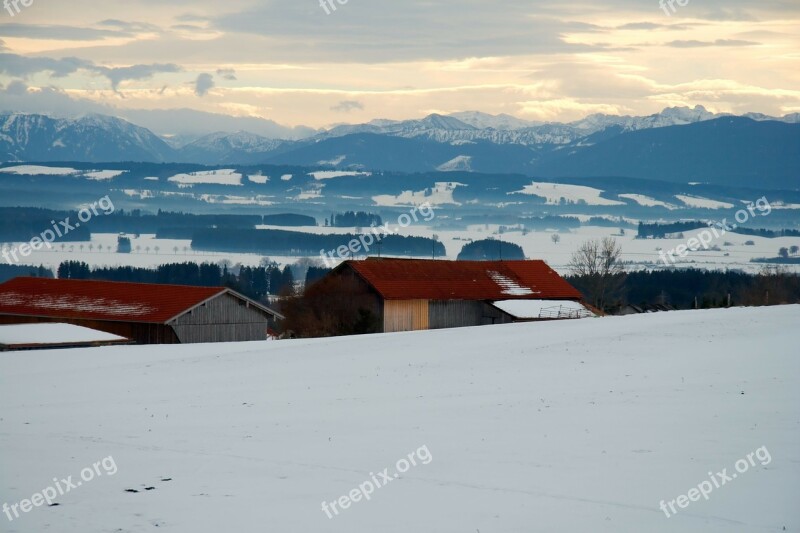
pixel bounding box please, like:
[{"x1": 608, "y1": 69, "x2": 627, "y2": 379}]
[
  {"x1": 325, "y1": 258, "x2": 592, "y2": 333},
  {"x1": 0, "y1": 277, "x2": 283, "y2": 344}
]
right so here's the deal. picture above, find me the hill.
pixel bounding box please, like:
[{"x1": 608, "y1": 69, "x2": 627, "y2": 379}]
[
  {"x1": 1, "y1": 305, "x2": 797, "y2": 532},
  {"x1": 532, "y1": 117, "x2": 800, "y2": 189}
]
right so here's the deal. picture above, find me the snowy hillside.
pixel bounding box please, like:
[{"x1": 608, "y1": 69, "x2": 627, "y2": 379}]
[{"x1": 1, "y1": 306, "x2": 798, "y2": 532}]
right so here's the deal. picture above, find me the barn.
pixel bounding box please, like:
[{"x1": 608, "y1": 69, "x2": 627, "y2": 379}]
[
  {"x1": 0, "y1": 277, "x2": 283, "y2": 344},
  {"x1": 327, "y1": 258, "x2": 592, "y2": 333}
]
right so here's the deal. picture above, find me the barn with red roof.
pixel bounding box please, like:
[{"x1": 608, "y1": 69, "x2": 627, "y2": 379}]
[
  {"x1": 0, "y1": 277, "x2": 284, "y2": 344},
  {"x1": 327, "y1": 258, "x2": 592, "y2": 333}
]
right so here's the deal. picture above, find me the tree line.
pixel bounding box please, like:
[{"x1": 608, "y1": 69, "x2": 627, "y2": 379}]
[{"x1": 56, "y1": 260, "x2": 296, "y2": 302}]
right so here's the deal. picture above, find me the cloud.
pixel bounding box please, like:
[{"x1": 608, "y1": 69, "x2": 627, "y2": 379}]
[
  {"x1": 0, "y1": 53, "x2": 181, "y2": 91},
  {"x1": 194, "y1": 73, "x2": 215, "y2": 96},
  {"x1": 616, "y1": 22, "x2": 696, "y2": 31},
  {"x1": 175, "y1": 13, "x2": 211, "y2": 23},
  {"x1": 216, "y1": 68, "x2": 237, "y2": 80},
  {"x1": 330, "y1": 100, "x2": 364, "y2": 112},
  {"x1": 0, "y1": 23, "x2": 123, "y2": 40},
  {"x1": 0, "y1": 82, "x2": 114, "y2": 117},
  {"x1": 666, "y1": 39, "x2": 760, "y2": 48},
  {"x1": 96, "y1": 19, "x2": 160, "y2": 33},
  {"x1": 93, "y1": 63, "x2": 183, "y2": 92},
  {"x1": 171, "y1": 24, "x2": 205, "y2": 31},
  {"x1": 5, "y1": 79, "x2": 28, "y2": 95},
  {"x1": 0, "y1": 53, "x2": 94, "y2": 78},
  {"x1": 213, "y1": 5, "x2": 614, "y2": 62}
]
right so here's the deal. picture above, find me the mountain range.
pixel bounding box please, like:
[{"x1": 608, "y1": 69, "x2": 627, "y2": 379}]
[{"x1": 1, "y1": 107, "x2": 798, "y2": 188}]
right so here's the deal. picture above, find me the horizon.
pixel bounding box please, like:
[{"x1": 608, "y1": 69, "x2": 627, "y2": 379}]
[{"x1": 2, "y1": 104, "x2": 797, "y2": 140}]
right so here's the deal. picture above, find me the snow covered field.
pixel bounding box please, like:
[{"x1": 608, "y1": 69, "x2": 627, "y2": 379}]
[
  {"x1": 1, "y1": 306, "x2": 798, "y2": 532},
  {"x1": 6, "y1": 225, "x2": 799, "y2": 275}
]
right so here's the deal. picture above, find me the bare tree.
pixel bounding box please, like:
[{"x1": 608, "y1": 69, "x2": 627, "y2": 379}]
[
  {"x1": 568, "y1": 237, "x2": 626, "y2": 310},
  {"x1": 551, "y1": 233, "x2": 561, "y2": 244}
]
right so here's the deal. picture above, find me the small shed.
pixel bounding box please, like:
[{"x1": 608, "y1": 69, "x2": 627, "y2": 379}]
[{"x1": 0, "y1": 277, "x2": 284, "y2": 344}]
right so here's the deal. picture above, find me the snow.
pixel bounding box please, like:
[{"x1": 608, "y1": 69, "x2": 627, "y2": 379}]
[
  {"x1": 513, "y1": 182, "x2": 625, "y2": 206},
  {"x1": 492, "y1": 299, "x2": 593, "y2": 318},
  {"x1": 85, "y1": 170, "x2": 126, "y2": 181},
  {"x1": 487, "y1": 270, "x2": 538, "y2": 295},
  {"x1": 0, "y1": 166, "x2": 126, "y2": 180},
  {"x1": 619, "y1": 194, "x2": 678, "y2": 210},
  {"x1": 248, "y1": 174, "x2": 269, "y2": 184},
  {"x1": 122, "y1": 189, "x2": 155, "y2": 199},
  {"x1": 373, "y1": 182, "x2": 465, "y2": 207},
  {"x1": 316, "y1": 155, "x2": 347, "y2": 166},
  {"x1": 0, "y1": 306, "x2": 797, "y2": 532},
  {"x1": 436, "y1": 155, "x2": 472, "y2": 172},
  {"x1": 167, "y1": 169, "x2": 243, "y2": 186},
  {"x1": 197, "y1": 194, "x2": 275, "y2": 206},
  {"x1": 770, "y1": 202, "x2": 800, "y2": 210},
  {"x1": 0, "y1": 323, "x2": 126, "y2": 347},
  {"x1": 309, "y1": 171, "x2": 372, "y2": 180},
  {"x1": 0, "y1": 291, "x2": 155, "y2": 317},
  {"x1": 676, "y1": 195, "x2": 735, "y2": 210},
  {"x1": 281, "y1": 174, "x2": 293, "y2": 181},
  {"x1": 9, "y1": 225, "x2": 800, "y2": 276},
  {"x1": 0, "y1": 165, "x2": 78, "y2": 176}
]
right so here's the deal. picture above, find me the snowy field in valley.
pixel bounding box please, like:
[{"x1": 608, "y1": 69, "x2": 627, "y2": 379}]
[
  {"x1": 5, "y1": 224, "x2": 799, "y2": 275},
  {"x1": 1, "y1": 306, "x2": 798, "y2": 532}
]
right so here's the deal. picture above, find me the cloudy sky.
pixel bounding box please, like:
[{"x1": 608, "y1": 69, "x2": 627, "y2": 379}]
[{"x1": 1, "y1": 0, "x2": 799, "y2": 133}]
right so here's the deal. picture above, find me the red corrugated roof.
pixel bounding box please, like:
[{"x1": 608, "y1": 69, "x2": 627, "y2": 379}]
[
  {"x1": 342, "y1": 258, "x2": 583, "y2": 301},
  {"x1": 0, "y1": 277, "x2": 227, "y2": 324}
]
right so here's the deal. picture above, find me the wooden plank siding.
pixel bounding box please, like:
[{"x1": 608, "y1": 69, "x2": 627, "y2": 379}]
[
  {"x1": 383, "y1": 299, "x2": 429, "y2": 333},
  {"x1": 169, "y1": 292, "x2": 271, "y2": 343},
  {"x1": 428, "y1": 300, "x2": 514, "y2": 329}
]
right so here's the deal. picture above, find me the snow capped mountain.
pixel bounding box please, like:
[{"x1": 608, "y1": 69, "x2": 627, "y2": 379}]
[
  {"x1": 448, "y1": 111, "x2": 540, "y2": 130},
  {"x1": 181, "y1": 131, "x2": 283, "y2": 154},
  {"x1": 314, "y1": 106, "x2": 741, "y2": 147},
  {"x1": 175, "y1": 131, "x2": 285, "y2": 164},
  {"x1": 314, "y1": 106, "x2": 800, "y2": 148},
  {"x1": 568, "y1": 105, "x2": 720, "y2": 134},
  {"x1": 2, "y1": 107, "x2": 797, "y2": 172},
  {"x1": 316, "y1": 113, "x2": 580, "y2": 146},
  {"x1": 0, "y1": 112, "x2": 175, "y2": 163}
]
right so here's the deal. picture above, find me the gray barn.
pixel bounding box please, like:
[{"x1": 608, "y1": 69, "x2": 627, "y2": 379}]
[
  {"x1": 0, "y1": 277, "x2": 283, "y2": 345},
  {"x1": 326, "y1": 258, "x2": 588, "y2": 333}
]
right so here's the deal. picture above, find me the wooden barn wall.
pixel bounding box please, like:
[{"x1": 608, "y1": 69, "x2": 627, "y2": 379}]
[
  {"x1": 0, "y1": 315, "x2": 179, "y2": 344},
  {"x1": 383, "y1": 300, "x2": 429, "y2": 333},
  {"x1": 169, "y1": 292, "x2": 270, "y2": 343},
  {"x1": 428, "y1": 300, "x2": 515, "y2": 330}
]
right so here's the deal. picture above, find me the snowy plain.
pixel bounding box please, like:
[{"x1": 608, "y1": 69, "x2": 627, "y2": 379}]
[
  {"x1": 1, "y1": 305, "x2": 798, "y2": 532},
  {"x1": 7, "y1": 224, "x2": 800, "y2": 275}
]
